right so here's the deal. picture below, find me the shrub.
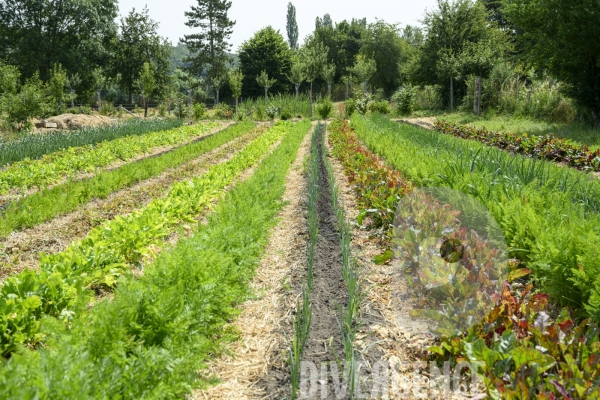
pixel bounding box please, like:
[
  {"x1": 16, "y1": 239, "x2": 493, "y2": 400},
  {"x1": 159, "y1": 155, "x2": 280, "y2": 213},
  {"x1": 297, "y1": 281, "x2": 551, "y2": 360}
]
[
  {"x1": 280, "y1": 108, "x2": 292, "y2": 120},
  {"x1": 66, "y1": 106, "x2": 93, "y2": 115},
  {"x1": 99, "y1": 102, "x2": 117, "y2": 117},
  {"x1": 391, "y1": 85, "x2": 416, "y2": 115},
  {"x1": 355, "y1": 94, "x2": 371, "y2": 115},
  {"x1": 254, "y1": 105, "x2": 265, "y2": 120},
  {"x1": 316, "y1": 98, "x2": 333, "y2": 119},
  {"x1": 1, "y1": 79, "x2": 47, "y2": 132},
  {"x1": 192, "y1": 103, "x2": 206, "y2": 121},
  {"x1": 345, "y1": 98, "x2": 357, "y2": 117},
  {"x1": 369, "y1": 100, "x2": 391, "y2": 115},
  {"x1": 213, "y1": 103, "x2": 233, "y2": 119},
  {"x1": 266, "y1": 105, "x2": 279, "y2": 120}
]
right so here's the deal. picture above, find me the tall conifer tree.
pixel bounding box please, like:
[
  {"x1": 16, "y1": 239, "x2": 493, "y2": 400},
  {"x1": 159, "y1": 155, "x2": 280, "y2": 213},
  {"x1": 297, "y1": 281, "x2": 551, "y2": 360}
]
[
  {"x1": 182, "y1": 0, "x2": 235, "y2": 79},
  {"x1": 286, "y1": 3, "x2": 299, "y2": 50}
]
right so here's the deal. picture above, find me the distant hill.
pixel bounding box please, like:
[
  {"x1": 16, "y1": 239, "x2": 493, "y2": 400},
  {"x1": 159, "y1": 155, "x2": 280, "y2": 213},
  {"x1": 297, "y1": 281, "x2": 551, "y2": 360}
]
[{"x1": 169, "y1": 43, "x2": 239, "y2": 73}]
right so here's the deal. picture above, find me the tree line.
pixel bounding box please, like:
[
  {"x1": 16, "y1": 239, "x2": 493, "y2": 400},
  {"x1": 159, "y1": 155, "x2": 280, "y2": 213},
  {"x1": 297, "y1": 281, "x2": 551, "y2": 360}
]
[{"x1": 0, "y1": 0, "x2": 599, "y2": 128}]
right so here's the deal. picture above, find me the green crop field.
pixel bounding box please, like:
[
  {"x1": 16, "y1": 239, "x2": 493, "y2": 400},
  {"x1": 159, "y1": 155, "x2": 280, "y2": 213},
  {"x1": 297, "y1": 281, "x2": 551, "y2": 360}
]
[{"x1": 1, "y1": 0, "x2": 599, "y2": 398}]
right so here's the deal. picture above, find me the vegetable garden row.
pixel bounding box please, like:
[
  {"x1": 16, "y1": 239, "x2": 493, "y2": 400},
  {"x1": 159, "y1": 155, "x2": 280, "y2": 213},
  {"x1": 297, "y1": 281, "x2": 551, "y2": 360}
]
[
  {"x1": 326, "y1": 115, "x2": 600, "y2": 399},
  {"x1": 0, "y1": 117, "x2": 313, "y2": 397}
]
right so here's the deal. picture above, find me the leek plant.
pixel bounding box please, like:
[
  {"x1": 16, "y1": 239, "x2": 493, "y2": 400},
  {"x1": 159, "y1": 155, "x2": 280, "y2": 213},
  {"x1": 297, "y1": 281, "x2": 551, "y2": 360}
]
[
  {"x1": 289, "y1": 124, "x2": 320, "y2": 399},
  {"x1": 321, "y1": 122, "x2": 363, "y2": 398}
]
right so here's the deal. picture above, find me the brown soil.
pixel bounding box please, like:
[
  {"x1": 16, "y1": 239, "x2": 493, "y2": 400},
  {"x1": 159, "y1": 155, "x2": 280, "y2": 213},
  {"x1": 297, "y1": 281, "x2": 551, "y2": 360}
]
[
  {"x1": 194, "y1": 126, "x2": 311, "y2": 400},
  {"x1": 260, "y1": 124, "x2": 351, "y2": 399},
  {"x1": 0, "y1": 125, "x2": 267, "y2": 283},
  {"x1": 300, "y1": 125, "x2": 348, "y2": 382}
]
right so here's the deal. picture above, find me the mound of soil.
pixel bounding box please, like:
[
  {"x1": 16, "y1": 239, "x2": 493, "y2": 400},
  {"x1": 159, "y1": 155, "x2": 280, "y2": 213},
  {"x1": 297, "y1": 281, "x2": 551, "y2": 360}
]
[{"x1": 39, "y1": 114, "x2": 114, "y2": 130}]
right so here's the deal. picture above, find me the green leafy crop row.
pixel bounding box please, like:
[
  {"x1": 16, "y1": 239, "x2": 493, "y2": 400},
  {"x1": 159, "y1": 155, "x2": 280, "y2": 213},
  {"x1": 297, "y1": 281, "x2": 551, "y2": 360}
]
[
  {"x1": 330, "y1": 118, "x2": 600, "y2": 399},
  {"x1": 0, "y1": 122, "x2": 256, "y2": 238},
  {"x1": 0, "y1": 120, "x2": 311, "y2": 398},
  {"x1": 0, "y1": 122, "x2": 219, "y2": 194},
  {"x1": 352, "y1": 114, "x2": 600, "y2": 319},
  {"x1": 0, "y1": 121, "x2": 292, "y2": 356},
  {"x1": 0, "y1": 119, "x2": 183, "y2": 167}
]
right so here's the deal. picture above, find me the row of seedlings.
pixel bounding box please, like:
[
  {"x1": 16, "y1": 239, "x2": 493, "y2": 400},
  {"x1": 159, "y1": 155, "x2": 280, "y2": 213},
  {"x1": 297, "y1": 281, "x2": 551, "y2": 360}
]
[
  {"x1": 0, "y1": 121, "x2": 256, "y2": 237},
  {"x1": 289, "y1": 123, "x2": 319, "y2": 399},
  {"x1": 0, "y1": 121, "x2": 221, "y2": 195},
  {"x1": 0, "y1": 118, "x2": 182, "y2": 167},
  {"x1": 288, "y1": 122, "x2": 363, "y2": 399},
  {"x1": 0, "y1": 122, "x2": 290, "y2": 356}
]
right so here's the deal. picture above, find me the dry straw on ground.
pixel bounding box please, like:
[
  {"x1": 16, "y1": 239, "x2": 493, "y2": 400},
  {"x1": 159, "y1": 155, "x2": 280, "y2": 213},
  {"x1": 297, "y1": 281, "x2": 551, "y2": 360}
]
[{"x1": 194, "y1": 127, "x2": 312, "y2": 400}]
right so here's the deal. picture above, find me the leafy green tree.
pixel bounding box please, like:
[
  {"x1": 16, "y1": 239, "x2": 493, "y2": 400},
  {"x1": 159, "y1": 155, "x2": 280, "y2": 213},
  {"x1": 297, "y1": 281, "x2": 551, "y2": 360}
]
[
  {"x1": 287, "y1": 56, "x2": 305, "y2": 97},
  {"x1": 416, "y1": 0, "x2": 493, "y2": 86},
  {"x1": 302, "y1": 41, "x2": 329, "y2": 117},
  {"x1": 256, "y1": 71, "x2": 277, "y2": 102},
  {"x1": 48, "y1": 64, "x2": 67, "y2": 110},
  {"x1": 137, "y1": 62, "x2": 156, "y2": 118},
  {"x1": 109, "y1": 7, "x2": 171, "y2": 104},
  {"x1": 286, "y1": 2, "x2": 299, "y2": 50},
  {"x1": 91, "y1": 68, "x2": 106, "y2": 108},
  {"x1": 350, "y1": 56, "x2": 377, "y2": 95},
  {"x1": 309, "y1": 17, "x2": 366, "y2": 84},
  {"x1": 341, "y1": 75, "x2": 354, "y2": 100},
  {"x1": 182, "y1": 0, "x2": 235, "y2": 80},
  {"x1": 0, "y1": 0, "x2": 117, "y2": 91},
  {"x1": 238, "y1": 26, "x2": 292, "y2": 97},
  {"x1": 502, "y1": 0, "x2": 600, "y2": 124},
  {"x1": 315, "y1": 14, "x2": 333, "y2": 30},
  {"x1": 322, "y1": 64, "x2": 336, "y2": 98},
  {"x1": 0, "y1": 61, "x2": 20, "y2": 96},
  {"x1": 360, "y1": 21, "x2": 405, "y2": 96},
  {"x1": 402, "y1": 25, "x2": 424, "y2": 48},
  {"x1": 229, "y1": 69, "x2": 244, "y2": 111}
]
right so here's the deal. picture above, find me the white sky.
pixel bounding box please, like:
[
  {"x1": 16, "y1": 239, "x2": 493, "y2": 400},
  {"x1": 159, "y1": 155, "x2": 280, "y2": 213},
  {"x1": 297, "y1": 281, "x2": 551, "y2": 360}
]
[{"x1": 117, "y1": 0, "x2": 439, "y2": 51}]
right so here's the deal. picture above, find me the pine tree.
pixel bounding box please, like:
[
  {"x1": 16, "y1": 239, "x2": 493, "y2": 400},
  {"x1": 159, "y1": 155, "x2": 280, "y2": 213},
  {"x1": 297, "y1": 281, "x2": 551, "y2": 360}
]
[
  {"x1": 182, "y1": 0, "x2": 235, "y2": 80},
  {"x1": 286, "y1": 3, "x2": 299, "y2": 50}
]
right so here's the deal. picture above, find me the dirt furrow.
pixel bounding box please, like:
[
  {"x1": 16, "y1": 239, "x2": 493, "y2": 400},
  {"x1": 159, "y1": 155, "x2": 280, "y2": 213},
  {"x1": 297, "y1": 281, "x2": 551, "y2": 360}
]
[
  {"x1": 301, "y1": 125, "x2": 348, "y2": 388},
  {"x1": 324, "y1": 129, "x2": 434, "y2": 398},
  {"x1": 0, "y1": 125, "x2": 267, "y2": 282}
]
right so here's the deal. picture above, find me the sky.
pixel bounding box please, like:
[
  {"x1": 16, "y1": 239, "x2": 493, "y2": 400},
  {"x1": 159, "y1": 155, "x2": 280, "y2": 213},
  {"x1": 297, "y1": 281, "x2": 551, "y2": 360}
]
[{"x1": 117, "y1": 0, "x2": 439, "y2": 51}]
